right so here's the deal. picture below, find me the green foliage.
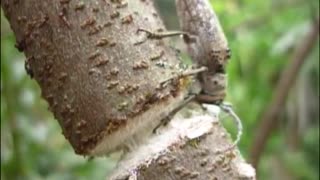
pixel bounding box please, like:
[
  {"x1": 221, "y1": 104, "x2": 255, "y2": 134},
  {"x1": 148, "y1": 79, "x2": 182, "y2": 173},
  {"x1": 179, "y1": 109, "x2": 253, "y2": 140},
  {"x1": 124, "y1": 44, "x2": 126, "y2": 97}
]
[
  {"x1": 1, "y1": 0, "x2": 319, "y2": 179},
  {"x1": 207, "y1": 0, "x2": 319, "y2": 179}
]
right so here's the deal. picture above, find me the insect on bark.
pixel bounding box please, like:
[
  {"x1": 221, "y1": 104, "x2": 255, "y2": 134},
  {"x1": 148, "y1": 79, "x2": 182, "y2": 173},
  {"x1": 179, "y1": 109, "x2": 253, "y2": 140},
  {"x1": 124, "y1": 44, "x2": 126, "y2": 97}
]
[{"x1": 139, "y1": 0, "x2": 242, "y2": 152}]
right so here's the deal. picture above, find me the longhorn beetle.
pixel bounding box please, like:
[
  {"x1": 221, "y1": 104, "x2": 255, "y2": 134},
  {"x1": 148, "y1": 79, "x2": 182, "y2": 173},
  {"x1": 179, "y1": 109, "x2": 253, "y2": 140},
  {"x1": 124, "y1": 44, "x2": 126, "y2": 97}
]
[{"x1": 138, "y1": 0, "x2": 242, "y2": 152}]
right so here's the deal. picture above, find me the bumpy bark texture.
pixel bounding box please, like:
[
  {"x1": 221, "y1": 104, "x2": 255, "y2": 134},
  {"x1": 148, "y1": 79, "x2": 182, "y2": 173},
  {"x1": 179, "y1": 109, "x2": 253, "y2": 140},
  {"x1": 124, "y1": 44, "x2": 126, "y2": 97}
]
[
  {"x1": 1, "y1": 0, "x2": 192, "y2": 155},
  {"x1": 1, "y1": 0, "x2": 255, "y2": 179},
  {"x1": 108, "y1": 107, "x2": 255, "y2": 180}
]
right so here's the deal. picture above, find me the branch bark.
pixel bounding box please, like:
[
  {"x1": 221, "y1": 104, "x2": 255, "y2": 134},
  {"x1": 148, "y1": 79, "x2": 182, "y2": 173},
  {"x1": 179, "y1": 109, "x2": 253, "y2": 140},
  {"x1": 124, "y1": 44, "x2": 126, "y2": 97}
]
[
  {"x1": 2, "y1": 0, "x2": 191, "y2": 156},
  {"x1": 249, "y1": 17, "x2": 319, "y2": 168},
  {"x1": 1, "y1": 0, "x2": 255, "y2": 179},
  {"x1": 108, "y1": 107, "x2": 255, "y2": 180}
]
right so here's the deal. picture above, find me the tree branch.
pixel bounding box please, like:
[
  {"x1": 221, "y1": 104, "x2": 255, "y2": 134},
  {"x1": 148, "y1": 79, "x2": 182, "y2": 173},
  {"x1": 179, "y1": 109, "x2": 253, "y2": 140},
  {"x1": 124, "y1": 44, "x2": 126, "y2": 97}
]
[
  {"x1": 108, "y1": 109, "x2": 255, "y2": 180},
  {"x1": 1, "y1": 0, "x2": 255, "y2": 179}
]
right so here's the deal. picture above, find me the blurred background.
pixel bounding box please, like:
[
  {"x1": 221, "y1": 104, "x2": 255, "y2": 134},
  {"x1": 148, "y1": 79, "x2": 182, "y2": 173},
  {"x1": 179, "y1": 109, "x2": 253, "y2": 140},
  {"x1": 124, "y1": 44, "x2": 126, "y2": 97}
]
[{"x1": 1, "y1": 0, "x2": 319, "y2": 179}]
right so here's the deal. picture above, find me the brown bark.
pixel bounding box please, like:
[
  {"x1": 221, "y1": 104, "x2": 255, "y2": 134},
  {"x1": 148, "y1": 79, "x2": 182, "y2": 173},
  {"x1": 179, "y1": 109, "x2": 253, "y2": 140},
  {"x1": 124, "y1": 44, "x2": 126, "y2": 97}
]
[
  {"x1": 108, "y1": 107, "x2": 255, "y2": 180},
  {"x1": 1, "y1": 0, "x2": 191, "y2": 156},
  {"x1": 1, "y1": 0, "x2": 255, "y2": 179}
]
